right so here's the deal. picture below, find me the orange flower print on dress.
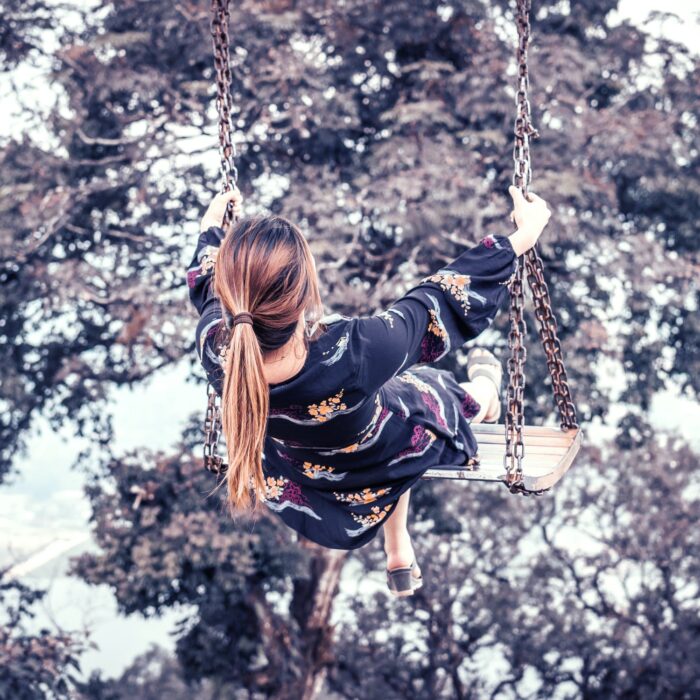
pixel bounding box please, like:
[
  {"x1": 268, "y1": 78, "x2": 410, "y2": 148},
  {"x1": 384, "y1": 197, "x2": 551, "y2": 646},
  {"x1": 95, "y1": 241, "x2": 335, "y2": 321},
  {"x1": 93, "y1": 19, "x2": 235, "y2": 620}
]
[
  {"x1": 417, "y1": 292, "x2": 450, "y2": 363},
  {"x1": 263, "y1": 476, "x2": 322, "y2": 520},
  {"x1": 317, "y1": 396, "x2": 393, "y2": 456},
  {"x1": 420, "y1": 309, "x2": 449, "y2": 362},
  {"x1": 302, "y1": 462, "x2": 348, "y2": 482},
  {"x1": 345, "y1": 504, "x2": 394, "y2": 537},
  {"x1": 264, "y1": 476, "x2": 286, "y2": 500},
  {"x1": 308, "y1": 389, "x2": 348, "y2": 422},
  {"x1": 424, "y1": 270, "x2": 472, "y2": 314},
  {"x1": 270, "y1": 390, "x2": 358, "y2": 426},
  {"x1": 427, "y1": 310, "x2": 446, "y2": 339},
  {"x1": 333, "y1": 486, "x2": 392, "y2": 506}
]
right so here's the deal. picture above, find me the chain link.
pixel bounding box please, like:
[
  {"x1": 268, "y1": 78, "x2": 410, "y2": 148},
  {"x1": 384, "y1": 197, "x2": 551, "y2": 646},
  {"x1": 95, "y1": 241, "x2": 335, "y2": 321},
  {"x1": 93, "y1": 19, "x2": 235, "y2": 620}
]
[{"x1": 202, "y1": 0, "x2": 239, "y2": 476}]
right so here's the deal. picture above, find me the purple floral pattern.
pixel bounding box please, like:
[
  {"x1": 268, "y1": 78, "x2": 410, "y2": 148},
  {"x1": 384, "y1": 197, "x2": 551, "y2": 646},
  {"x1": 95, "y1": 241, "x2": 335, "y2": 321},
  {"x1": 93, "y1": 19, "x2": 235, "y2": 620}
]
[
  {"x1": 263, "y1": 476, "x2": 322, "y2": 520},
  {"x1": 388, "y1": 424, "x2": 436, "y2": 464},
  {"x1": 460, "y1": 392, "x2": 482, "y2": 420},
  {"x1": 398, "y1": 372, "x2": 448, "y2": 429}
]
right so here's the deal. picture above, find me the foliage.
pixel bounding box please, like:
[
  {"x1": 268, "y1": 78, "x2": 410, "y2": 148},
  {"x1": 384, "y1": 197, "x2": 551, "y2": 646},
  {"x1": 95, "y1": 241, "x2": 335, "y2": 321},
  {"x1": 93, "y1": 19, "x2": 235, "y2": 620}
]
[{"x1": 0, "y1": 574, "x2": 83, "y2": 700}]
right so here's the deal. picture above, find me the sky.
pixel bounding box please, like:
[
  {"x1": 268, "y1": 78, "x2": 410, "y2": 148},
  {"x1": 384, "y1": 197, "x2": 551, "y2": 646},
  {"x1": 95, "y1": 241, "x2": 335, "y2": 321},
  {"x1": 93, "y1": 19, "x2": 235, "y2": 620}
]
[{"x1": 1, "y1": 0, "x2": 699, "y2": 682}]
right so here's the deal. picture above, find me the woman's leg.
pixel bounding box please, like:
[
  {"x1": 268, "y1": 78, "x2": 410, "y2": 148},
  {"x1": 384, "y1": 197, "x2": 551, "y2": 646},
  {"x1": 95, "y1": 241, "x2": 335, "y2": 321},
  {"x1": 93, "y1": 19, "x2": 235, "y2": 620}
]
[
  {"x1": 383, "y1": 489, "x2": 415, "y2": 570},
  {"x1": 382, "y1": 357, "x2": 500, "y2": 573},
  {"x1": 460, "y1": 375, "x2": 500, "y2": 423}
]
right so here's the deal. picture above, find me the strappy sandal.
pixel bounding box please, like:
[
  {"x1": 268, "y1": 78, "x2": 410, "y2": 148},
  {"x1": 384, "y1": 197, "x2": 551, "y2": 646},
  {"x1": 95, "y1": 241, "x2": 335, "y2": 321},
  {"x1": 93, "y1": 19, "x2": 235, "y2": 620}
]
[
  {"x1": 386, "y1": 559, "x2": 423, "y2": 597},
  {"x1": 466, "y1": 347, "x2": 503, "y2": 423}
]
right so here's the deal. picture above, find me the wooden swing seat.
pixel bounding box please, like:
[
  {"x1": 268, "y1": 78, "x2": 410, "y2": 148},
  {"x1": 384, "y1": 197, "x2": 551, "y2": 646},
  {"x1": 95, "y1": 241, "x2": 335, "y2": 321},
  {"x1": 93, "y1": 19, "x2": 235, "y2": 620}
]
[{"x1": 422, "y1": 424, "x2": 582, "y2": 493}]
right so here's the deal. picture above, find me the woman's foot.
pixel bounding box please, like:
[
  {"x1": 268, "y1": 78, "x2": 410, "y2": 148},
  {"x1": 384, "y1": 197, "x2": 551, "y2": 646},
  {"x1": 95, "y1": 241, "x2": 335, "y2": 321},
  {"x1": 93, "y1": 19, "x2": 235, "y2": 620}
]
[
  {"x1": 384, "y1": 532, "x2": 416, "y2": 572},
  {"x1": 466, "y1": 347, "x2": 503, "y2": 423},
  {"x1": 385, "y1": 535, "x2": 422, "y2": 597}
]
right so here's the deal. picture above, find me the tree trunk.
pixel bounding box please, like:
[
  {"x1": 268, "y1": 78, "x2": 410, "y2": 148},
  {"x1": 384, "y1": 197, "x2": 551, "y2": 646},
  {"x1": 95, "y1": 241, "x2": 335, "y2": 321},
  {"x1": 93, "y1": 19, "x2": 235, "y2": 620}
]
[{"x1": 289, "y1": 539, "x2": 347, "y2": 700}]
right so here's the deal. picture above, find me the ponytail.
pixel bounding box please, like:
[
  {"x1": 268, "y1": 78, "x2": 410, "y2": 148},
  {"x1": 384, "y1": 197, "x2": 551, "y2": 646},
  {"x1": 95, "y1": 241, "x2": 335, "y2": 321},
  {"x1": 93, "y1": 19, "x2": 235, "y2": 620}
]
[
  {"x1": 212, "y1": 215, "x2": 325, "y2": 515},
  {"x1": 220, "y1": 318, "x2": 268, "y2": 511}
]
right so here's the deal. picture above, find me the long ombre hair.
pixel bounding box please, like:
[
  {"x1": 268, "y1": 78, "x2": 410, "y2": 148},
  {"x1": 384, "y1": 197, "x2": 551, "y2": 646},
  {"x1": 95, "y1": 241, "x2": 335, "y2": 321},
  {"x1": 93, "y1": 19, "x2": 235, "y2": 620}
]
[{"x1": 212, "y1": 215, "x2": 324, "y2": 512}]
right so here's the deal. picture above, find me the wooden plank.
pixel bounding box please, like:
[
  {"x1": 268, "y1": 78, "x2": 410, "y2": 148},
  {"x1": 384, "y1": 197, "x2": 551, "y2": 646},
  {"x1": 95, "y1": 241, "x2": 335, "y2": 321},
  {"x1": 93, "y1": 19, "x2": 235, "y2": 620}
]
[
  {"x1": 475, "y1": 443, "x2": 571, "y2": 456},
  {"x1": 523, "y1": 428, "x2": 582, "y2": 491},
  {"x1": 471, "y1": 424, "x2": 576, "y2": 437},
  {"x1": 474, "y1": 433, "x2": 574, "y2": 448}
]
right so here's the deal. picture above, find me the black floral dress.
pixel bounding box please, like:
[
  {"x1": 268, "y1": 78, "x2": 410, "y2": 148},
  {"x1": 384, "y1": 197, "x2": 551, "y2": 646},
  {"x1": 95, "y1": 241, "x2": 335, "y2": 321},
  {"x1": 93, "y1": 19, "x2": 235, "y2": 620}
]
[{"x1": 187, "y1": 226, "x2": 517, "y2": 550}]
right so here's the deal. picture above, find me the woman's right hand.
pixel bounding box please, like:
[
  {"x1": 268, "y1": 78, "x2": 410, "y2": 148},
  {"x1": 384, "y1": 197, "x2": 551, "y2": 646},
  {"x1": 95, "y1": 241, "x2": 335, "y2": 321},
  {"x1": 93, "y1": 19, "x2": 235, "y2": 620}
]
[
  {"x1": 507, "y1": 185, "x2": 551, "y2": 255},
  {"x1": 200, "y1": 186, "x2": 243, "y2": 232}
]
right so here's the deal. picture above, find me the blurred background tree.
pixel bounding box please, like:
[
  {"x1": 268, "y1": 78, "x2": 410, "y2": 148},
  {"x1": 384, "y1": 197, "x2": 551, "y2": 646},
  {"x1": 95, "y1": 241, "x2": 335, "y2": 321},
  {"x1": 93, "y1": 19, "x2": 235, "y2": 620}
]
[
  {"x1": 1, "y1": 0, "x2": 698, "y2": 697},
  {"x1": 0, "y1": 573, "x2": 84, "y2": 699}
]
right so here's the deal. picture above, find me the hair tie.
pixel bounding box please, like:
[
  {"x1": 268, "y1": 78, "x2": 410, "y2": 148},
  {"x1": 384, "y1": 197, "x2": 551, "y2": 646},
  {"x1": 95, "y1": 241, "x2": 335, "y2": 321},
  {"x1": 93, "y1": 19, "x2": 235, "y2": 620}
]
[{"x1": 232, "y1": 311, "x2": 254, "y2": 327}]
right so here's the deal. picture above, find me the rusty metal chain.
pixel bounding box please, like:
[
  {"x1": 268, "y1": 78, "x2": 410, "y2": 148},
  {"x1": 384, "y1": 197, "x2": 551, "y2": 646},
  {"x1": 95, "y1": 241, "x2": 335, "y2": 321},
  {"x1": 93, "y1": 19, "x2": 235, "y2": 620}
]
[
  {"x1": 512, "y1": 0, "x2": 539, "y2": 196},
  {"x1": 505, "y1": 0, "x2": 578, "y2": 490},
  {"x1": 504, "y1": 255, "x2": 527, "y2": 486},
  {"x1": 524, "y1": 252, "x2": 579, "y2": 429},
  {"x1": 504, "y1": 0, "x2": 537, "y2": 488},
  {"x1": 203, "y1": 0, "x2": 239, "y2": 476},
  {"x1": 204, "y1": 380, "x2": 226, "y2": 475},
  {"x1": 211, "y1": 0, "x2": 238, "y2": 194}
]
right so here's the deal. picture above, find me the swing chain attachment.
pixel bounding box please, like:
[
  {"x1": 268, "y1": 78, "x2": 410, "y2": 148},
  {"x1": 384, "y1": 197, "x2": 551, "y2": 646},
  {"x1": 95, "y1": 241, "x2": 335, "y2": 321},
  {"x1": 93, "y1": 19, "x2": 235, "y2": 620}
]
[
  {"x1": 505, "y1": 0, "x2": 578, "y2": 492},
  {"x1": 512, "y1": 0, "x2": 539, "y2": 197},
  {"x1": 202, "y1": 0, "x2": 238, "y2": 477}
]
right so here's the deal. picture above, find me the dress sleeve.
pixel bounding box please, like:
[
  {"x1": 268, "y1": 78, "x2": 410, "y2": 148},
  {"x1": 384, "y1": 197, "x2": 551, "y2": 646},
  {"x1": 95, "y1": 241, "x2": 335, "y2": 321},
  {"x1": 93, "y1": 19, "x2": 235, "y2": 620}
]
[
  {"x1": 347, "y1": 233, "x2": 518, "y2": 394},
  {"x1": 186, "y1": 226, "x2": 227, "y2": 391}
]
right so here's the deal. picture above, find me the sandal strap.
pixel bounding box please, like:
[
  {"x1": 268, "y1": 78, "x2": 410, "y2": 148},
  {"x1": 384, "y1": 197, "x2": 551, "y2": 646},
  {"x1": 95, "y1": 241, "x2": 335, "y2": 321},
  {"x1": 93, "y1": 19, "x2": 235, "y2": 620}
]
[
  {"x1": 467, "y1": 348, "x2": 502, "y2": 367},
  {"x1": 469, "y1": 367, "x2": 501, "y2": 386}
]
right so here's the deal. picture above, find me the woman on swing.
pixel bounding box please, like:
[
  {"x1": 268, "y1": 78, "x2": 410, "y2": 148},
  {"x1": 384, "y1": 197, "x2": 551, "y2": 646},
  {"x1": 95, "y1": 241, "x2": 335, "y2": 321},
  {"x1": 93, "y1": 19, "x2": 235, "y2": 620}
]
[{"x1": 187, "y1": 185, "x2": 551, "y2": 597}]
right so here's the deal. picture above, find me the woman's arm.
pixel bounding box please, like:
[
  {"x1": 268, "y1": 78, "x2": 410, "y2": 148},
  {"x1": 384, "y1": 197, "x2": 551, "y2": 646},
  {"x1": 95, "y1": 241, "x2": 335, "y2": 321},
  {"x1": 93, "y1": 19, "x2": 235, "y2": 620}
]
[
  {"x1": 186, "y1": 187, "x2": 244, "y2": 393},
  {"x1": 347, "y1": 187, "x2": 552, "y2": 394}
]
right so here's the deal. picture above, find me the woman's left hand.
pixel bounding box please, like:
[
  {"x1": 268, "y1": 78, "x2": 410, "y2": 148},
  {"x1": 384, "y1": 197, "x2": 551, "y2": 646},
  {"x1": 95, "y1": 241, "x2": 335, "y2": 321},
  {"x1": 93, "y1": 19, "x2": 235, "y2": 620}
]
[{"x1": 200, "y1": 186, "x2": 243, "y2": 231}]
